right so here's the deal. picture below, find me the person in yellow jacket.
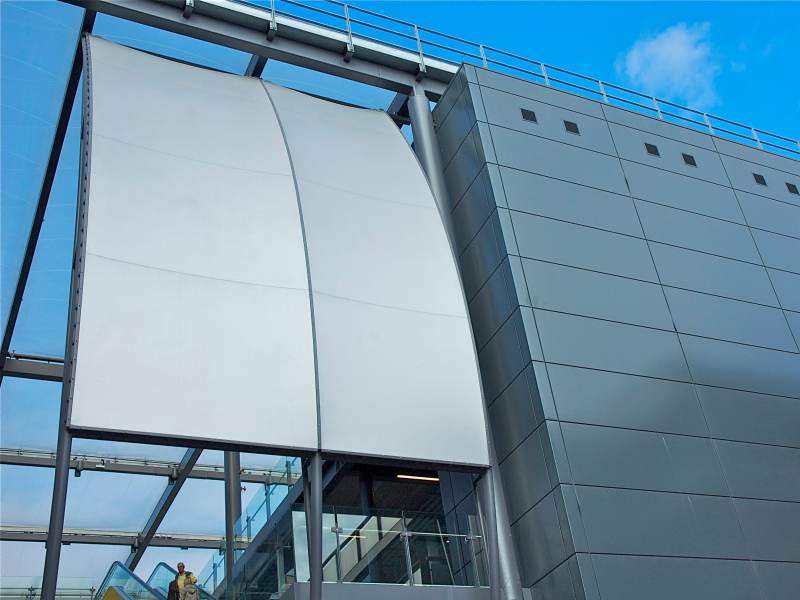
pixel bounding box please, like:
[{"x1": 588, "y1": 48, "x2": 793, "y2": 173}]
[{"x1": 175, "y1": 563, "x2": 197, "y2": 591}]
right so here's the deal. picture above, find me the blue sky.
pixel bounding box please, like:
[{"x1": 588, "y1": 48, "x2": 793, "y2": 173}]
[{"x1": 2, "y1": 0, "x2": 799, "y2": 589}]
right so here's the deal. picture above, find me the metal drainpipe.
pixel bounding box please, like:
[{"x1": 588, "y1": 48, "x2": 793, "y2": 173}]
[{"x1": 224, "y1": 451, "x2": 242, "y2": 587}]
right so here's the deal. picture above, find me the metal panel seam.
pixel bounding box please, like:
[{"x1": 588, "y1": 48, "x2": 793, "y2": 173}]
[{"x1": 260, "y1": 80, "x2": 322, "y2": 449}]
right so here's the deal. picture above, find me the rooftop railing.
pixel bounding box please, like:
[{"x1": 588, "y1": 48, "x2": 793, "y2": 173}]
[{"x1": 239, "y1": 0, "x2": 799, "y2": 158}]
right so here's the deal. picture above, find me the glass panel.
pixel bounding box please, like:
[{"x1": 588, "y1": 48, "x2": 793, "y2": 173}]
[
  {"x1": 95, "y1": 563, "x2": 161, "y2": 600},
  {"x1": 146, "y1": 563, "x2": 176, "y2": 595},
  {"x1": 0, "y1": 1, "x2": 84, "y2": 335}
]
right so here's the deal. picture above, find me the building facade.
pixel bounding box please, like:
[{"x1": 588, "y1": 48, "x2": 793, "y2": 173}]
[{"x1": 435, "y1": 64, "x2": 800, "y2": 600}]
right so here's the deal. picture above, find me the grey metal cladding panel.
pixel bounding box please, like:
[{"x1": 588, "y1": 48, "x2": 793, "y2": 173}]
[
  {"x1": 609, "y1": 122, "x2": 732, "y2": 187},
  {"x1": 479, "y1": 86, "x2": 618, "y2": 156},
  {"x1": 511, "y1": 213, "x2": 658, "y2": 283},
  {"x1": 500, "y1": 427, "x2": 555, "y2": 524},
  {"x1": 444, "y1": 124, "x2": 484, "y2": 211},
  {"x1": 715, "y1": 440, "x2": 800, "y2": 502},
  {"x1": 452, "y1": 165, "x2": 493, "y2": 255},
  {"x1": 437, "y1": 86, "x2": 478, "y2": 170},
  {"x1": 751, "y1": 229, "x2": 800, "y2": 275},
  {"x1": 755, "y1": 561, "x2": 800, "y2": 600},
  {"x1": 535, "y1": 310, "x2": 692, "y2": 382},
  {"x1": 522, "y1": 259, "x2": 674, "y2": 330},
  {"x1": 601, "y1": 104, "x2": 716, "y2": 151},
  {"x1": 768, "y1": 269, "x2": 800, "y2": 312},
  {"x1": 433, "y1": 66, "x2": 466, "y2": 127},
  {"x1": 575, "y1": 486, "x2": 748, "y2": 559},
  {"x1": 719, "y1": 153, "x2": 800, "y2": 207},
  {"x1": 786, "y1": 311, "x2": 800, "y2": 345},
  {"x1": 635, "y1": 200, "x2": 762, "y2": 263},
  {"x1": 510, "y1": 489, "x2": 569, "y2": 586},
  {"x1": 547, "y1": 364, "x2": 709, "y2": 437},
  {"x1": 468, "y1": 259, "x2": 514, "y2": 352},
  {"x1": 663, "y1": 287, "x2": 798, "y2": 352},
  {"x1": 499, "y1": 167, "x2": 643, "y2": 236},
  {"x1": 475, "y1": 68, "x2": 606, "y2": 119},
  {"x1": 734, "y1": 497, "x2": 800, "y2": 561},
  {"x1": 714, "y1": 136, "x2": 800, "y2": 179},
  {"x1": 530, "y1": 558, "x2": 576, "y2": 600},
  {"x1": 591, "y1": 554, "x2": 764, "y2": 600},
  {"x1": 649, "y1": 243, "x2": 779, "y2": 307},
  {"x1": 622, "y1": 160, "x2": 745, "y2": 224},
  {"x1": 696, "y1": 385, "x2": 800, "y2": 448},
  {"x1": 560, "y1": 423, "x2": 727, "y2": 495},
  {"x1": 679, "y1": 334, "x2": 800, "y2": 398},
  {"x1": 477, "y1": 308, "x2": 529, "y2": 403},
  {"x1": 488, "y1": 367, "x2": 542, "y2": 461},
  {"x1": 489, "y1": 126, "x2": 629, "y2": 196},
  {"x1": 460, "y1": 213, "x2": 503, "y2": 302},
  {"x1": 737, "y1": 190, "x2": 800, "y2": 239}
]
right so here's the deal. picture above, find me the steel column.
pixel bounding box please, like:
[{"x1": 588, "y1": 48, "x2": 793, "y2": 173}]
[
  {"x1": 307, "y1": 453, "x2": 323, "y2": 600},
  {"x1": 478, "y1": 470, "x2": 501, "y2": 600},
  {"x1": 224, "y1": 451, "x2": 242, "y2": 584},
  {"x1": 407, "y1": 83, "x2": 454, "y2": 245},
  {"x1": 125, "y1": 448, "x2": 203, "y2": 570},
  {"x1": 41, "y1": 413, "x2": 72, "y2": 600}
]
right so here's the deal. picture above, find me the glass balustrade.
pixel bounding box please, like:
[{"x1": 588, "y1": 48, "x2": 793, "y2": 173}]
[{"x1": 94, "y1": 563, "x2": 162, "y2": 600}]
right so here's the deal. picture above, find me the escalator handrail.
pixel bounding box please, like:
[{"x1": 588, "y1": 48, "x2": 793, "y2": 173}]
[
  {"x1": 146, "y1": 562, "x2": 177, "y2": 587},
  {"x1": 96, "y1": 562, "x2": 165, "y2": 600},
  {"x1": 144, "y1": 562, "x2": 219, "y2": 600}
]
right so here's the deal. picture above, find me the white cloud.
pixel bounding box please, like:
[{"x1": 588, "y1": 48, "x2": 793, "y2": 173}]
[{"x1": 616, "y1": 23, "x2": 722, "y2": 110}]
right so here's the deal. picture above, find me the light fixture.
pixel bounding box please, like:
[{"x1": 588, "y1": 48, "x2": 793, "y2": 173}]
[{"x1": 397, "y1": 474, "x2": 440, "y2": 482}]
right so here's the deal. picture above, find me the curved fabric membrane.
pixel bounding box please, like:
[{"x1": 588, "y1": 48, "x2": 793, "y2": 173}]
[{"x1": 69, "y1": 37, "x2": 488, "y2": 467}]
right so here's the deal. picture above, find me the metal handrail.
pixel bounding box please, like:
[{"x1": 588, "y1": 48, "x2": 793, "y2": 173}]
[{"x1": 243, "y1": 0, "x2": 799, "y2": 157}]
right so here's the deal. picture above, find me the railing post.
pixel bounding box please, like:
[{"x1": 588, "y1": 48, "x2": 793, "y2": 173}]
[
  {"x1": 267, "y1": 0, "x2": 277, "y2": 41},
  {"x1": 414, "y1": 24, "x2": 426, "y2": 82},
  {"x1": 703, "y1": 113, "x2": 715, "y2": 135},
  {"x1": 541, "y1": 63, "x2": 550, "y2": 86},
  {"x1": 332, "y1": 508, "x2": 343, "y2": 583},
  {"x1": 224, "y1": 451, "x2": 242, "y2": 584},
  {"x1": 479, "y1": 44, "x2": 488, "y2": 68},
  {"x1": 343, "y1": 5, "x2": 354, "y2": 63},
  {"x1": 400, "y1": 512, "x2": 414, "y2": 585},
  {"x1": 751, "y1": 128, "x2": 763, "y2": 150},
  {"x1": 652, "y1": 97, "x2": 663, "y2": 119},
  {"x1": 598, "y1": 81, "x2": 608, "y2": 103}
]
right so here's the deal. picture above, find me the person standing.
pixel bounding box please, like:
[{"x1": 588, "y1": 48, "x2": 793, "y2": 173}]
[{"x1": 175, "y1": 562, "x2": 197, "y2": 592}]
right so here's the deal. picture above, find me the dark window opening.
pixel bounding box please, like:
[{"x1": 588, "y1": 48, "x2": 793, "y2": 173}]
[
  {"x1": 753, "y1": 173, "x2": 767, "y2": 186},
  {"x1": 520, "y1": 108, "x2": 537, "y2": 123},
  {"x1": 645, "y1": 143, "x2": 660, "y2": 157},
  {"x1": 563, "y1": 120, "x2": 580, "y2": 135},
  {"x1": 787, "y1": 182, "x2": 799, "y2": 195},
  {"x1": 682, "y1": 153, "x2": 697, "y2": 167}
]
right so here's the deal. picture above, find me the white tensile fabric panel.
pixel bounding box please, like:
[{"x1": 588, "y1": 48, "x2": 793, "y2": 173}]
[
  {"x1": 71, "y1": 38, "x2": 318, "y2": 450},
  {"x1": 265, "y1": 83, "x2": 489, "y2": 466}
]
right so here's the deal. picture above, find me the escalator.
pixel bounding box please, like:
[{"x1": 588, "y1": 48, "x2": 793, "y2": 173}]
[{"x1": 94, "y1": 563, "x2": 218, "y2": 600}]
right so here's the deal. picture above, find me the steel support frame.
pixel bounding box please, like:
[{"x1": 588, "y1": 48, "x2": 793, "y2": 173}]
[
  {"x1": 307, "y1": 453, "x2": 323, "y2": 600},
  {"x1": 224, "y1": 451, "x2": 242, "y2": 584},
  {"x1": 0, "y1": 12, "x2": 96, "y2": 382},
  {"x1": 125, "y1": 448, "x2": 203, "y2": 570},
  {"x1": 0, "y1": 359, "x2": 64, "y2": 382},
  {"x1": 60, "y1": 0, "x2": 448, "y2": 100},
  {"x1": 1, "y1": 530, "x2": 222, "y2": 549}
]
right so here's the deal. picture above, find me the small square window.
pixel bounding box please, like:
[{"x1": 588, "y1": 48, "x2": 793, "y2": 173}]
[
  {"x1": 563, "y1": 120, "x2": 580, "y2": 135},
  {"x1": 682, "y1": 153, "x2": 697, "y2": 167},
  {"x1": 520, "y1": 108, "x2": 537, "y2": 123},
  {"x1": 645, "y1": 143, "x2": 660, "y2": 157},
  {"x1": 753, "y1": 173, "x2": 767, "y2": 186},
  {"x1": 787, "y1": 182, "x2": 799, "y2": 195}
]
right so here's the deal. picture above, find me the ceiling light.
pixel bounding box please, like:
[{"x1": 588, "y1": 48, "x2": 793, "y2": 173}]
[{"x1": 397, "y1": 474, "x2": 439, "y2": 482}]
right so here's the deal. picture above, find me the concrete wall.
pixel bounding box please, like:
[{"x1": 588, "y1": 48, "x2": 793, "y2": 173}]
[{"x1": 434, "y1": 64, "x2": 800, "y2": 600}]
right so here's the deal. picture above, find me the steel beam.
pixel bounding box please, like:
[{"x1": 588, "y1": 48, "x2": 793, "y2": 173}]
[
  {"x1": 0, "y1": 359, "x2": 63, "y2": 382},
  {"x1": 223, "y1": 451, "x2": 242, "y2": 584},
  {"x1": 124, "y1": 448, "x2": 203, "y2": 570},
  {"x1": 245, "y1": 54, "x2": 267, "y2": 78},
  {"x1": 1, "y1": 529, "x2": 223, "y2": 549},
  {"x1": 0, "y1": 11, "x2": 96, "y2": 380},
  {"x1": 307, "y1": 454, "x2": 323, "y2": 600},
  {"x1": 60, "y1": 0, "x2": 450, "y2": 100},
  {"x1": 0, "y1": 449, "x2": 298, "y2": 485}
]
